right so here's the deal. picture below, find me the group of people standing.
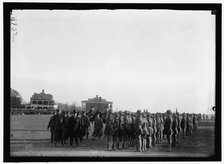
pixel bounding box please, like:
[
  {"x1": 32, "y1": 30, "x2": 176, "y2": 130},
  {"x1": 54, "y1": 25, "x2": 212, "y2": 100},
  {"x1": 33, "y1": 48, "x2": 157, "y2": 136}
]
[
  {"x1": 47, "y1": 107, "x2": 201, "y2": 152},
  {"x1": 47, "y1": 109, "x2": 90, "y2": 147},
  {"x1": 104, "y1": 108, "x2": 201, "y2": 152}
]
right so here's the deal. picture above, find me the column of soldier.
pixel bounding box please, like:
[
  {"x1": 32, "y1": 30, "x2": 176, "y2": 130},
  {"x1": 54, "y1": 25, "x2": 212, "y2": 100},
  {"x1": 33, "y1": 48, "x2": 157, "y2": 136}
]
[{"x1": 48, "y1": 108, "x2": 201, "y2": 152}]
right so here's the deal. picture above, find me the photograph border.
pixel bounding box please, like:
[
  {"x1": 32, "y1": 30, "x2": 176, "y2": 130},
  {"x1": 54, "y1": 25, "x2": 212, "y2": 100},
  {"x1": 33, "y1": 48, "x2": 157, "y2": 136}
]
[{"x1": 3, "y1": 2, "x2": 222, "y2": 162}]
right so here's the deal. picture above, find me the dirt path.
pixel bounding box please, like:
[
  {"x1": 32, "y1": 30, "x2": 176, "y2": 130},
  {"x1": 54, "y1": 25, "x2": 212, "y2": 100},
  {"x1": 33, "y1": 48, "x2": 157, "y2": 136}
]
[{"x1": 10, "y1": 124, "x2": 214, "y2": 157}]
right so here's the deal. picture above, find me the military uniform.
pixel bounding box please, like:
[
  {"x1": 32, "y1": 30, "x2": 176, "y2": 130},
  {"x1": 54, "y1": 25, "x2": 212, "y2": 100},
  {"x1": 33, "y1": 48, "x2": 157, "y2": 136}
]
[
  {"x1": 104, "y1": 111, "x2": 114, "y2": 150},
  {"x1": 142, "y1": 117, "x2": 149, "y2": 151},
  {"x1": 152, "y1": 115, "x2": 157, "y2": 145},
  {"x1": 193, "y1": 114, "x2": 198, "y2": 132},
  {"x1": 92, "y1": 116, "x2": 103, "y2": 139},
  {"x1": 68, "y1": 113, "x2": 77, "y2": 147},
  {"x1": 134, "y1": 111, "x2": 143, "y2": 152},
  {"x1": 118, "y1": 112, "x2": 124, "y2": 149},
  {"x1": 52, "y1": 112, "x2": 63, "y2": 146},
  {"x1": 171, "y1": 114, "x2": 178, "y2": 147},
  {"x1": 181, "y1": 114, "x2": 186, "y2": 137},
  {"x1": 112, "y1": 114, "x2": 119, "y2": 149},
  {"x1": 47, "y1": 114, "x2": 55, "y2": 143},
  {"x1": 146, "y1": 114, "x2": 153, "y2": 149},
  {"x1": 164, "y1": 110, "x2": 173, "y2": 151}
]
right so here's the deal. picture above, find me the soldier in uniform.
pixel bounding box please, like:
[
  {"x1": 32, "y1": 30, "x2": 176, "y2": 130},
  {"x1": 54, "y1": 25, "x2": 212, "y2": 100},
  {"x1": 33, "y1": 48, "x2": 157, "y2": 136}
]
[
  {"x1": 118, "y1": 111, "x2": 124, "y2": 149},
  {"x1": 160, "y1": 114, "x2": 164, "y2": 142},
  {"x1": 171, "y1": 113, "x2": 178, "y2": 147},
  {"x1": 146, "y1": 113, "x2": 153, "y2": 149},
  {"x1": 163, "y1": 110, "x2": 173, "y2": 152},
  {"x1": 130, "y1": 112, "x2": 136, "y2": 147},
  {"x1": 193, "y1": 114, "x2": 198, "y2": 132},
  {"x1": 64, "y1": 111, "x2": 70, "y2": 143},
  {"x1": 68, "y1": 110, "x2": 77, "y2": 148},
  {"x1": 104, "y1": 106, "x2": 114, "y2": 151},
  {"x1": 92, "y1": 113, "x2": 103, "y2": 140},
  {"x1": 156, "y1": 113, "x2": 161, "y2": 143},
  {"x1": 74, "y1": 112, "x2": 83, "y2": 145},
  {"x1": 47, "y1": 111, "x2": 55, "y2": 143},
  {"x1": 112, "y1": 112, "x2": 119, "y2": 150},
  {"x1": 142, "y1": 115, "x2": 149, "y2": 151},
  {"x1": 186, "y1": 113, "x2": 191, "y2": 136},
  {"x1": 181, "y1": 113, "x2": 186, "y2": 138},
  {"x1": 152, "y1": 114, "x2": 157, "y2": 145},
  {"x1": 60, "y1": 110, "x2": 67, "y2": 145},
  {"x1": 176, "y1": 112, "x2": 181, "y2": 143},
  {"x1": 53, "y1": 109, "x2": 63, "y2": 147},
  {"x1": 80, "y1": 111, "x2": 90, "y2": 140},
  {"x1": 135, "y1": 110, "x2": 143, "y2": 152},
  {"x1": 123, "y1": 111, "x2": 130, "y2": 149}
]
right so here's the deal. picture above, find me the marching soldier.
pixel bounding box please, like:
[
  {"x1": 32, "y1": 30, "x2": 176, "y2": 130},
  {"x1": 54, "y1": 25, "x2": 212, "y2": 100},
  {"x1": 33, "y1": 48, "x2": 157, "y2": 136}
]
[
  {"x1": 193, "y1": 114, "x2": 198, "y2": 132},
  {"x1": 163, "y1": 110, "x2": 173, "y2": 152},
  {"x1": 47, "y1": 111, "x2": 55, "y2": 143},
  {"x1": 52, "y1": 109, "x2": 63, "y2": 147},
  {"x1": 146, "y1": 113, "x2": 153, "y2": 149},
  {"x1": 186, "y1": 113, "x2": 191, "y2": 136},
  {"x1": 171, "y1": 113, "x2": 178, "y2": 147},
  {"x1": 112, "y1": 112, "x2": 119, "y2": 150},
  {"x1": 118, "y1": 111, "x2": 124, "y2": 149},
  {"x1": 152, "y1": 114, "x2": 157, "y2": 145},
  {"x1": 130, "y1": 112, "x2": 135, "y2": 147},
  {"x1": 68, "y1": 110, "x2": 77, "y2": 148},
  {"x1": 176, "y1": 112, "x2": 181, "y2": 143},
  {"x1": 142, "y1": 115, "x2": 149, "y2": 151},
  {"x1": 104, "y1": 107, "x2": 114, "y2": 151},
  {"x1": 181, "y1": 113, "x2": 186, "y2": 138},
  {"x1": 160, "y1": 114, "x2": 164, "y2": 142},
  {"x1": 135, "y1": 110, "x2": 143, "y2": 152},
  {"x1": 60, "y1": 110, "x2": 67, "y2": 145},
  {"x1": 156, "y1": 114, "x2": 161, "y2": 143},
  {"x1": 80, "y1": 111, "x2": 90, "y2": 140},
  {"x1": 92, "y1": 113, "x2": 103, "y2": 140}
]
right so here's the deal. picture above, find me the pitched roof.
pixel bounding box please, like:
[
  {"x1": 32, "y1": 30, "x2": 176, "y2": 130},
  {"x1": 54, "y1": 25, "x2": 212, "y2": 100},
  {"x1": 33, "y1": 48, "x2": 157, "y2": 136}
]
[
  {"x1": 31, "y1": 89, "x2": 53, "y2": 100},
  {"x1": 82, "y1": 95, "x2": 112, "y2": 103},
  {"x1": 11, "y1": 88, "x2": 21, "y2": 98}
]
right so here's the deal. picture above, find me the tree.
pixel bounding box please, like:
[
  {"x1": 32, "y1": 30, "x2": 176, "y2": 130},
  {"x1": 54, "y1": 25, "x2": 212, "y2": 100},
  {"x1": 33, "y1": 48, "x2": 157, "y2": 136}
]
[{"x1": 10, "y1": 88, "x2": 22, "y2": 108}]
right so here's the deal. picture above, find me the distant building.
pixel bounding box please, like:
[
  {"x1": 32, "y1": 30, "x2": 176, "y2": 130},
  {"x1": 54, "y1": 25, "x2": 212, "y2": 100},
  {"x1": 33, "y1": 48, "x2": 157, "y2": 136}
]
[
  {"x1": 10, "y1": 88, "x2": 22, "y2": 108},
  {"x1": 81, "y1": 95, "x2": 113, "y2": 113},
  {"x1": 25, "y1": 89, "x2": 55, "y2": 110}
]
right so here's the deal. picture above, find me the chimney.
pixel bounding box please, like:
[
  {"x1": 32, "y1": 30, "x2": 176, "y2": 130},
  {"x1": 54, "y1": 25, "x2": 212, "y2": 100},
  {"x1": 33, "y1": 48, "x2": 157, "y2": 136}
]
[
  {"x1": 42, "y1": 89, "x2": 44, "y2": 93},
  {"x1": 99, "y1": 97, "x2": 102, "y2": 101},
  {"x1": 96, "y1": 95, "x2": 98, "y2": 99}
]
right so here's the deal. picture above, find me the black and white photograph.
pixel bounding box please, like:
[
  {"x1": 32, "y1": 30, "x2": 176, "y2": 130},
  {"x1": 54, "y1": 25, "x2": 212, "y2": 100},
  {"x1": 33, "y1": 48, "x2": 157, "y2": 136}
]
[{"x1": 4, "y1": 2, "x2": 221, "y2": 162}]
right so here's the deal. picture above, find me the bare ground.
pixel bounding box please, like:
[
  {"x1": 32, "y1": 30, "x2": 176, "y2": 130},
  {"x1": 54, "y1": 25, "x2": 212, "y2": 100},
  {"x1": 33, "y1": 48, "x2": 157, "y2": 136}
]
[{"x1": 10, "y1": 122, "x2": 215, "y2": 157}]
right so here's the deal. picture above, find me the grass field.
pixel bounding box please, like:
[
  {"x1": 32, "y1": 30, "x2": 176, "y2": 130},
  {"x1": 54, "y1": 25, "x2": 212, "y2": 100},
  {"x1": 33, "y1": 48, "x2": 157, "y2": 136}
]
[{"x1": 10, "y1": 115, "x2": 97, "y2": 140}]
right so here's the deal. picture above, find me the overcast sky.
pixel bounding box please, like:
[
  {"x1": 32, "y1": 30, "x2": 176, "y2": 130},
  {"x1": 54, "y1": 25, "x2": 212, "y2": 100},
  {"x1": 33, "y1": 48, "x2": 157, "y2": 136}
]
[{"x1": 11, "y1": 9, "x2": 215, "y2": 113}]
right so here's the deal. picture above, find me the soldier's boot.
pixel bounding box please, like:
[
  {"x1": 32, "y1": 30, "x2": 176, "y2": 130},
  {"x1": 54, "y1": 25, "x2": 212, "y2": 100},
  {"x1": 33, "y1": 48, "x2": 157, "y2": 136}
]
[
  {"x1": 123, "y1": 141, "x2": 126, "y2": 149},
  {"x1": 160, "y1": 132, "x2": 163, "y2": 141},
  {"x1": 112, "y1": 141, "x2": 116, "y2": 150},
  {"x1": 172, "y1": 135, "x2": 176, "y2": 147},
  {"x1": 136, "y1": 139, "x2": 139, "y2": 151},
  {"x1": 109, "y1": 141, "x2": 113, "y2": 150},
  {"x1": 142, "y1": 139, "x2": 145, "y2": 151},
  {"x1": 153, "y1": 134, "x2": 156, "y2": 145},
  {"x1": 168, "y1": 135, "x2": 172, "y2": 152},
  {"x1": 127, "y1": 140, "x2": 130, "y2": 147},
  {"x1": 118, "y1": 142, "x2": 122, "y2": 149},
  {"x1": 149, "y1": 137, "x2": 152, "y2": 149},
  {"x1": 136, "y1": 138, "x2": 142, "y2": 152},
  {"x1": 139, "y1": 140, "x2": 142, "y2": 152},
  {"x1": 116, "y1": 142, "x2": 119, "y2": 149}
]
